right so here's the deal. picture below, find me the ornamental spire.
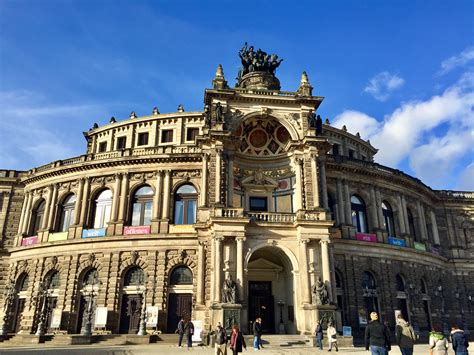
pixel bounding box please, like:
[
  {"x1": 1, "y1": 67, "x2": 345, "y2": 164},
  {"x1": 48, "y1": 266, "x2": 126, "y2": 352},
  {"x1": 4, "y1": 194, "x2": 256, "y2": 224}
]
[
  {"x1": 212, "y1": 64, "x2": 229, "y2": 90},
  {"x1": 297, "y1": 71, "x2": 313, "y2": 96}
]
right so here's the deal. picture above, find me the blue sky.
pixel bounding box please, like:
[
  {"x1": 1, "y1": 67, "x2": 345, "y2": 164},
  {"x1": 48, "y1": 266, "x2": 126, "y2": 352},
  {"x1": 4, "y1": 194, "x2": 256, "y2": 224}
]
[{"x1": 0, "y1": 0, "x2": 473, "y2": 190}]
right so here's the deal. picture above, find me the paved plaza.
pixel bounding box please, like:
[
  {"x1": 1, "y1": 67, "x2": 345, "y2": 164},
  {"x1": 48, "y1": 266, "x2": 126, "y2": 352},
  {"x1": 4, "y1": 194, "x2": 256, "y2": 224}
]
[{"x1": 1, "y1": 343, "x2": 472, "y2": 355}]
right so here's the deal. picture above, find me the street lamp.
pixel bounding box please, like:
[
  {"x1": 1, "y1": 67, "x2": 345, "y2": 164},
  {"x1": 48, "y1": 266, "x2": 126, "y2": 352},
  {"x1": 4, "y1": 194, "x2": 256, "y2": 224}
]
[
  {"x1": 136, "y1": 273, "x2": 147, "y2": 336},
  {"x1": 81, "y1": 274, "x2": 100, "y2": 337},
  {"x1": 0, "y1": 279, "x2": 15, "y2": 337},
  {"x1": 35, "y1": 282, "x2": 51, "y2": 337},
  {"x1": 277, "y1": 300, "x2": 285, "y2": 334}
]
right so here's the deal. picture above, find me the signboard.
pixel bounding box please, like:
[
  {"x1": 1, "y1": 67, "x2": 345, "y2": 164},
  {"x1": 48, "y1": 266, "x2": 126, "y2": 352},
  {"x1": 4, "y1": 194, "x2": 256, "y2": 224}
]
[
  {"x1": 414, "y1": 242, "x2": 426, "y2": 251},
  {"x1": 48, "y1": 232, "x2": 68, "y2": 242},
  {"x1": 50, "y1": 309, "x2": 62, "y2": 329},
  {"x1": 431, "y1": 245, "x2": 441, "y2": 255},
  {"x1": 21, "y1": 236, "x2": 38, "y2": 246},
  {"x1": 358, "y1": 308, "x2": 368, "y2": 326},
  {"x1": 342, "y1": 326, "x2": 352, "y2": 337},
  {"x1": 146, "y1": 306, "x2": 159, "y2": 327},
  {"x1": 82, "y1": 228, "x2": 106, "y2": 238},
  {"x1": 355, "y1": 233, "x2": 377, "y2": 243},
  {"x1": 94, "y1": 307, "x2": 108, "y2": 328},
  {"x1": 124, "y1": 226, "x2": 151, "y2": 236},
  {"x1": 192, "y1": 320, "x2": 203, "y2": 342},
  {"x1": 388, "y1": 237, "x2": 406, "y2": 247}
]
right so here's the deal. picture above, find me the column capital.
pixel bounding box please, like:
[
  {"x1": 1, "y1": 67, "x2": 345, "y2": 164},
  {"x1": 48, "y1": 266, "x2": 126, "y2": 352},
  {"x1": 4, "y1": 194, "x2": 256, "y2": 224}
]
[
  {"x1": 214, "y1": 235, "x2": 225, "y2": 242},
  {"x1": 319, "y1": 238, "x2": 331, "y2": 245},
  {"x1": 236, "y1": 236, "x2": 246, "y2": 243},
  {"x1": 298, "y1": 238, "x2": 310, "y2": 245}
]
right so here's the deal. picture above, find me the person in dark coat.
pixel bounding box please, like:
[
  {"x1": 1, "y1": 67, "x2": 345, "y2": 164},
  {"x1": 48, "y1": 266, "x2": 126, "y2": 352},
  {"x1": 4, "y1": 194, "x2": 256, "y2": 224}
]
[
  {"x1": 315, "y1": 320, "x2": 324, "y2": 350},
  {"x1": 365, "y1": 312, "x2": 391, "y2": 355},
  {"x1": 176, "y1": 317, "x2": 185, "y2": 347},
  {"x1": 184, "y1": 318, "x2": 194, "y2": 348},
  {"x1": 451, "y1": 324, "x2": 469, "y2": 355},
  {"x1": 253, "y1": 317, "x2": 263, "y2": 350},
  {"x1": 230, "y1": 324, "x2": 246, "y2": 355}
]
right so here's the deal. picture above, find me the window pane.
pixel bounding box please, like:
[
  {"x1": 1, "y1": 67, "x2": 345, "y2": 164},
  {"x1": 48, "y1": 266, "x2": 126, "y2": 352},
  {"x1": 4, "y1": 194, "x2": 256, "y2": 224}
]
[
  {"x1": 131, "y1": 203, "x2": 142, "y2": 226},
  {"x1": 94, "y1": 205, "x2": 104, "y2": 229},
  {"x1": 351, "y1": 211, "x2": 358, "y2": 229},
  {"x1": 359, "y1": 212, "x2": 367, "y2": 233},
  {"x1": 186, "y1": 199, "x2": 197, "y2": 224},
  {"x1": 143, "y1": 202, "x2": 152, "y2": 225},
  {"x1": 135, "y1": 186, "x2": 154, "y2": 196},
  {"x1": 103, "y1": 204, "x2": 111, "y2": 227},
  {"x1": 176, "y1": 185, "x2": 197, "y2": 194},
  {"x1": 174, "y1": 200, "x2": 184, "y2": 224}
]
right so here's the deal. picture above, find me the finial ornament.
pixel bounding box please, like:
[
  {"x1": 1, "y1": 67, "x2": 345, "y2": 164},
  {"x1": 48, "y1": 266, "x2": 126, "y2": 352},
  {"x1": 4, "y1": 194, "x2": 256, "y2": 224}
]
[
  {"x1": 153, "y1": 107, "x2": 160, "y2": 115},
  {"x1": 213, "y1": 64, "x2": 229, "y2": 89},
  {"x1": 109, "y1": 116, "x2": 116, "y2": 123},
  {"x1": 177, "y1": 104, "x2": 184, "y2": 112},
  {"x1": 297, "y1": 71, "x2": 313, "y2": 96},
  {"x1": 130, "y1": 111, "x2": 137, "y2": 119}
]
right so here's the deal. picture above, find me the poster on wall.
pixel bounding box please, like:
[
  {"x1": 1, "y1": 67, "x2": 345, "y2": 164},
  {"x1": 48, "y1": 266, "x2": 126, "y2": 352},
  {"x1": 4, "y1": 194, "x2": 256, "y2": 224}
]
[
  {"x1": 192, "y1": 320, "x2": 203, "y2": 342},
  {"x1": 50, "y1": 309, "x2": 62, "y2": 329},
  {"x1": 358, "y1": 308, "x2": 368, "y2": 326},
  {"x1": 94, "y1": 307, "x2": 108, "y2": 328},
  {"x1": 146, "y1": 306, "x2": 159, "y2": 327}
]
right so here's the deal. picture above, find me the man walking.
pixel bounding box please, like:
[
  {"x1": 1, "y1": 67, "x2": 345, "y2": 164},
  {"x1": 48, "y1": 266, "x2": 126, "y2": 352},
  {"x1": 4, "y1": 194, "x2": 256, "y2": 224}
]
[
  {"x1": 176, "y1": 317, "x2": 185, "y2": 347},
  {"x1": 214, "y1": 322, "x2": 228, "y2": 355},
  {"x1": 365, "y1": 312, "x2": 391, "y2": 355},
  {"x1": 253, "y1": 317, "x2": 263, "y2": 350},
  {"x1": 395, "y1": 315, "x2": 416, "y2": 355},
  {"x1": 315, "y1": 320, "x2": 323, "y2": 350},
  {"x1": 184, "y1": 318, "x2": 194, "y2": 348}
]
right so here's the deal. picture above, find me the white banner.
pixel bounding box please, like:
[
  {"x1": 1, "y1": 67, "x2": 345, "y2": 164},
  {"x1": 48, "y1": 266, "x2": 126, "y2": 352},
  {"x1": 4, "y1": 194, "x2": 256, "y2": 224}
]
[
  {"x1": 50, "y1": 309, "x2": 62, "y2": 328},
  {"x1": 146, "y1": 306, "x2": 159, "y2": 327},
  {"x1": 94, "y1": 307, "x2": 108, "y2": 328},
  {"x1": 192, "y1": 320, "x2": 203, "y2": 342}
]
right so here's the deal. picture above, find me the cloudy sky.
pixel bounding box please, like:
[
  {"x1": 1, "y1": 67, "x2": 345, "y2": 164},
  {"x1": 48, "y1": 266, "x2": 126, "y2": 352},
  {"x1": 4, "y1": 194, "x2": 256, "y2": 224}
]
[{"x1": 0, "y1": 1, "x2": 472, "y2": 190}]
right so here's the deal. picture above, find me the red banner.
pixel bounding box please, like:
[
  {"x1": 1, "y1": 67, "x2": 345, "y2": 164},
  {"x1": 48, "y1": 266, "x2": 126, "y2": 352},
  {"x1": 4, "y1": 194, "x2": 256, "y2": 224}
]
[
  {"x1": 21, "y1": 236, "x2": 38, "y2": 246},
  {"x1": 355, "y1": 233, "x2": 377, "y2": 243},
  {"x1": 124, "y1": 226, "x2": 151, "y2": 235}
]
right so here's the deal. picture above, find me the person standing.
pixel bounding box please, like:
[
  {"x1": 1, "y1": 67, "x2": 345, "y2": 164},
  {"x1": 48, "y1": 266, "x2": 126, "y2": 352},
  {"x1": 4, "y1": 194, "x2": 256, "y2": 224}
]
[
  {"x1": 315, "y1": 320, "x2": 324, "y2": 350},
  {"x1": 230, "y1": 324, "x2": 246, "y2": 355},
  {"x1": 253, "y1": 317, "x2": 263, "y2": 350},
  {"x1": 365, "y1": 312, "x2": 391, "y2": 355},
  {"x1": 451, "y1": 324, "x2": 469, "y2": 355},
  {"x1": 176, "y1": 317, "x2": 185, "y2": 348},
  {"x1": 327, "y1": 323, "x2": 338, "y2": 352},
  {"x1": 184, "y1": 318, "x2": 194, "y2": 348},
  {"x1": 215, "y1": 322, "x2": 228, "y2": 355},
  {"x1": 429, "y1": 325, "x2": 448, "y2": 355},
  {"x1": 395, "y1": 315, "x2": 416, "y2": 355}
]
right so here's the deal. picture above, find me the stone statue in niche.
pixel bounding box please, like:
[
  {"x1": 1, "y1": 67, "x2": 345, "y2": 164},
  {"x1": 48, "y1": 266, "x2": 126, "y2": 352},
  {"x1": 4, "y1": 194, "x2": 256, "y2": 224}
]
[
  {"x1": 312, "y1": 277, "x2": 329, "y2": 305},
  {"x1": 222, "y1": 274, "x2": 237, "y2": 304}
]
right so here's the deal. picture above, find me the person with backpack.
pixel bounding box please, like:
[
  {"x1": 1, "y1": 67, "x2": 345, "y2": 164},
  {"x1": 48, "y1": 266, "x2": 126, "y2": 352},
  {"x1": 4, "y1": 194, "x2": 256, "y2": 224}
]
[
  {"x1": 365, "y1": 312, "x2": 391, "y2": 355},
  {"x1": 253, "y1": 317, "x2": 262, "y2": 350},
  {"x1": 229, "y1": 324, "x2": 246, "y2": 355},
  {"x1": 429, "y1": 325, "x2": 448, "y2": 355},
  {"x1": 184, "y1": 318, "x2": 195, "y2": 348},
  {"x1": 315, "y1": 320, "x2": 324, "y2": 350},
  {"x1": 395, "y1": 315, "x2": 417, "y2": 355},
  {"x1": 214, "y1": 322, "x2": 228, "y2": 355},
  {"x1": 327, "y1": 322, "x2": 339, "y2": 352},
  {"x1": 451, "y1": 324, "x2": 469, "y2": 355},
  {"x1": 176, "y1": 317, "x2": 185, "y2": 347}
]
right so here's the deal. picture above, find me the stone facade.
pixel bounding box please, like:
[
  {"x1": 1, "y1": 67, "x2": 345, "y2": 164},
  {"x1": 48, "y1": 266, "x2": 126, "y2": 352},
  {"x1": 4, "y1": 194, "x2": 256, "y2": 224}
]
[{"x1": 0, "y1": 56, "x2": 473, "y2": 340}]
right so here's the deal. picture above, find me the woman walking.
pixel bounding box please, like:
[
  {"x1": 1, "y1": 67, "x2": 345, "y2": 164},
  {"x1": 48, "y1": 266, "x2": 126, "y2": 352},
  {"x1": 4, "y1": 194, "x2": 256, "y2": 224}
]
[
  {"x1": 327, "y1": 323, "x2": 338, "y2": 352},
  {"x1": 229, "y1": 324, "x2": 247, "y2": 355},
  {"x1": 429, "y1": 325, "x2": 448, "y2": 355}
]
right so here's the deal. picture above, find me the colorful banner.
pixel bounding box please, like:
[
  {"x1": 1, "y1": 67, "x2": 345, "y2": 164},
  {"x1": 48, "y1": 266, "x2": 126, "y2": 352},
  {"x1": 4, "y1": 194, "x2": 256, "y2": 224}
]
[
  {"x1": 21, "y1": 236, "x2": 38, "y2": 246},
  {"x1": 388, "y1": 237, "x2": 406, "y2": 247},
  {"x1": 355, "y1": 233, "x2": 377, "y2": 243},
  {"x1": 48, "y1": 232, "x2": 68, "y2": 242},
  {"x1": 431, "y1": 245, "x2": 441, "y2": 255},
  {"x1": 124, "y1": 226, "x2": 151, "y2": 235},
  {"x1": 82, "y1": 228, "x2": 106, "y2": 238},
  {"x1": 414, "y1": 242, "x2": 426, "y2": 251}
]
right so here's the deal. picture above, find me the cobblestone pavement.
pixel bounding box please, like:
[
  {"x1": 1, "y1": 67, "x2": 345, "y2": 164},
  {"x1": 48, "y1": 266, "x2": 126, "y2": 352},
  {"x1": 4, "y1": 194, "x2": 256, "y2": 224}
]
[{"x1": 1, "y1": 343, "x2": 472, "y2": 355}]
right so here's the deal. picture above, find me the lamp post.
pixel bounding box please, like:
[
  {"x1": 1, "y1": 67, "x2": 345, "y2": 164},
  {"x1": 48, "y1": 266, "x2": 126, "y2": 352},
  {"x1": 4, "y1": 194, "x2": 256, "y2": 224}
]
[
  {"x1": 35, "y1": 282, "x2": 50, "y2": 337},
  {"x1": 0, "y1": 279, "x2": 15, "y2": 337},
  {"x1": 277, "y1": 300, "x2": 285, "y2": 334},
  {"x1": 137, "y1": 287, "x2": 147, "y2": 336},
  {"x1": 407, "y1": 283, "x2": 419, "y2": 333}
]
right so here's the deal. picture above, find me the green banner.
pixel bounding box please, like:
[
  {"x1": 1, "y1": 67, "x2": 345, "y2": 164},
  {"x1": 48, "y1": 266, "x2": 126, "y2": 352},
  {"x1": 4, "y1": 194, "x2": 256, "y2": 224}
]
[{"x1": 414, "y1": 242, "x2": 426, "y2": 251}]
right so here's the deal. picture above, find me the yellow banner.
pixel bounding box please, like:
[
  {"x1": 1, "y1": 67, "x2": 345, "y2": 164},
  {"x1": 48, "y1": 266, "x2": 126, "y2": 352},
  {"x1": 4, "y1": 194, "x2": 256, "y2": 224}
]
[{"x1": 48, "y1": 232, "x2": 68, "y2": 242}]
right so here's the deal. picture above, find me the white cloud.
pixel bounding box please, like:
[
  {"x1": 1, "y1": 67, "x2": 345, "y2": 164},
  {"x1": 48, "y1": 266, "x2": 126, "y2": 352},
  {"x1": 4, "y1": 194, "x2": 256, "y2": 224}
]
[
  {"x1": 439, "y1": 46, "x2": 474, "y2": 75},
  {"x1": 457, "y1": 163, "x2": 474, "y2": 191},
  {"x1": 364, "y1": 72, "x2": 405, "y2": 101},
  {"x1": 333, "y1": 71, "x2": 474, "y2": 189}
]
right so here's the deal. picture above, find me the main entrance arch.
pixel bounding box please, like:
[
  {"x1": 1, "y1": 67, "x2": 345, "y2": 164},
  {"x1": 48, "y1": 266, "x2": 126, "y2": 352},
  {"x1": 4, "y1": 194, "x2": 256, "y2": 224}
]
[{"x1": 245, "y1": 245, "x2": 298, "y2": 334}]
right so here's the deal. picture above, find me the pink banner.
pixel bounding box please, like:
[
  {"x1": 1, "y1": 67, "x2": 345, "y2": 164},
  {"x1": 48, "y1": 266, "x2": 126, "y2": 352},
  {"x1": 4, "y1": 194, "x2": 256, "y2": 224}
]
[
  {"x1": 355, "y1": 233, "x2": 377, "y2": 243},
  {"x1": 124, "y1": 226, "x2": 151, "y2": 235},
  {"x1": 21, "y1": 236, "x2": 38, "y2": 246}
]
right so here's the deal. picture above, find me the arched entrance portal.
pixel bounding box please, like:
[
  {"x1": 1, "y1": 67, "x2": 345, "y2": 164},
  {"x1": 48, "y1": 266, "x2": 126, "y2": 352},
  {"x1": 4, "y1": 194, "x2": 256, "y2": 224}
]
[
  {"x1": 119, "y1": 267, "x2": 145, "y2": 334},
  {"x1": 246, "y1": 246, "x2": 296, "y2": 334},
  {"x1": 166, "y1": 266, "x2": 193, "y2": 333},
  {"x1": 10, "y1": 273, "x2": 29, "y2": 333}
]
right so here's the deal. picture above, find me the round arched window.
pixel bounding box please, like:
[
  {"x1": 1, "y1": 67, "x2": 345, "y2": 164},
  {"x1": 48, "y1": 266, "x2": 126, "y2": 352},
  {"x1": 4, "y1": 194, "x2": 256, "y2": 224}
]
[
  {"x1": 362, "y1": 271, "x2": 376, "y2": 290},
  {"x1": 46, "y1": 271, "x2": 60, "y2": 289},
  {"x1": 59, "y1": 194, "x2": 76, "y2": 232},
  {"x1": 396, "y1": 274, "x2": 405, "y2": 292},
  {"x1": 351, "y1": 195, "x2": 368, "y2": 233},
  {"x1": 170, "y1": 266, "x2": 193, "y2": 285},
  {"x1": 16, "y1": 273, "x2": 29, "y2": 292},
  {"x1": 124, "y1": 267, "x2": 145, "y2": 287},
  {"x1": 174, "y1": 184, "x2": 197, "y2": 225},
  {"x1": 382, "y1": 201, "x2": 396, "y2": 237},
  {"x1": 31, "y1": 199, "x2": 46, "y2": 236},
  {"x1": 93, "y1": 189, "x2": 112, "y2": 229},
  {"x1": 82, "y1": 269, "x2": 99, "y2": 288},
  {"x1": 131, "y1": 185, "x2": 154, "y2": 226}
]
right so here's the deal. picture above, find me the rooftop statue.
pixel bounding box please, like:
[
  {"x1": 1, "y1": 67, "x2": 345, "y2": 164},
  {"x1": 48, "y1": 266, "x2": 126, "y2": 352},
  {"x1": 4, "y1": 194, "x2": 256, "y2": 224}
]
[{"x1": 237, "y1": 42, "x2": 283, "y2": 82}]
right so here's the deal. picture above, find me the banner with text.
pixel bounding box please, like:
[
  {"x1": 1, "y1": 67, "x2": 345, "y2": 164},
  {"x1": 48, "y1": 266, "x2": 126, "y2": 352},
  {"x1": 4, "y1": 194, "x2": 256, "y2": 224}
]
[{"x1": 355, "y1": 233, "x2": 377, "y2": 243}]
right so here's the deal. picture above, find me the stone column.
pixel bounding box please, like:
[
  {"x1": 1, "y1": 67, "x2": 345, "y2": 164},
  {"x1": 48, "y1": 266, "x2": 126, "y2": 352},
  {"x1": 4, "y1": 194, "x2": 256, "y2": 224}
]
[
  {"x1": 311, "y1": 154, "x2": 320, "y2": 208},
  {"x1": 21, "y1": 192, "x2": 33, "y2": 235},
  {"x1": 161, "y1": 170, "x2": 171, "y2": 219},
  {"x1": 236, "y1": 236, "x2": 245, "y2": 302},
  {"x1": 416, "y1": 201, "x2": 428, "y2": 241},
  {"x1": 293, "y1": 157, "x2": 303, "y2": 211},
  {"x1": 214, "y1": 235, "x2": 224, "y2": 303},
  {"x1": 375, "y1": 188, "x2": 385, "y2": 230},
  {"x1": 79, "y1": 178, "x2": 90, "y2": 226},
  {"x1": 299, "y1": 239, "x2": 311, "y2": 304},
  {"x1": 369, "y1": 186, "x2": 379, "y2": 230},
  {"x1": 118, "y1": 173, "x2": 129, "y2": 222},
  {"x1": 152, "y1": 171, "x2": 163, "y2": 221},
  {"x1": 42, "y1": 186, "x2": 53, "y2": 230},
  {"x1": 227, "y1": 153, "x2": 234, "y2": 207},
  {"x1": 396, "y1": 194, "x2": 407, "y2": 235},
  {"x1": 215, "y1": 150, "x2": 222, "y2": 204},
  {"x1": 320, "y1": 238, "x2": 332, "y2": 300},
  {"x1": 18, "y1": 193, "x2": 28, "y2": 235},
  {"x1": 343, "y1": 180, "x2": 352, "y2": 224},
  {"x1": 401, "y1": 195, "x2": 410, "y2": 234},
  {"x1": 196, "y1": 241, "x2": 205, "y2": 305},
  {"x1": 430, "y1": 210, "x2": 440, "y2": 245},
  {"x1": 73, "y1": 178, "x2": 84, "y2": 225},
  {"x1": 336, "y1": 179, "x2": 345, "y2": 225},
  {"x1": 201, "y1": 154, "x2": 208, "y2": 207},
  {"x1": 111, "y1": 174, "x2": 122, "y2": 222},
  {"x1": 319, "y1": 157, "x2": 328, "y2": 210}
]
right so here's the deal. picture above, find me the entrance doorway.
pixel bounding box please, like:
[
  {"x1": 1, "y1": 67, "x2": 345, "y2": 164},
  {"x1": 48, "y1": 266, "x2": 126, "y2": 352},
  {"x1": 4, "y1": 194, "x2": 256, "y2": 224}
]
[
  {"x1": 166, "y1": 293, "x2": 192, "y2": 333},
  {"x1": 119, "y1": 294, "x2": 142, "y2": 334},
  {"x1": 248, "y1": 282, "x2": 274, "y2": 333}
]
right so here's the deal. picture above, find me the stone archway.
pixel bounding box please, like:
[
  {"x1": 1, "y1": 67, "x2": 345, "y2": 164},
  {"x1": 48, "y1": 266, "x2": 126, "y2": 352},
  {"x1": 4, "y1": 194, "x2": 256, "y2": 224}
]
[{"x1": 245, "y1": 245, "x2": 297, "y2": 334}]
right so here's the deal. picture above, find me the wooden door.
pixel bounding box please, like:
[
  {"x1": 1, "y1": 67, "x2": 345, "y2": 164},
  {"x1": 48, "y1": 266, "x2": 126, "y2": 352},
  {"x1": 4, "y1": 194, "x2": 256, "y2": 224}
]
[
  {"x1": 12, "y1": 298, "x2": 25, "y2": 333},
  {"x1": 166, "y1": 293, "x2": 192, "y2": 333},
  {"x1": 248, "y1": 281, "x2": 275, "y2": 333},
  {"x1": 46, "y1": 297, "x2": 58, "y2": 333},
  {"x1": 119, "y1": 294, "x2": 142, "y2": 334},
  {"x1": 76, "y1": 296, "x2": 86, "y2": 334}
]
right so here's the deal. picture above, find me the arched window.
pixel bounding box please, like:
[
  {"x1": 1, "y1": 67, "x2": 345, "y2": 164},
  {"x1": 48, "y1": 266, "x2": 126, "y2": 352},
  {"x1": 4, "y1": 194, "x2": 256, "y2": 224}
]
[
  {"x1": 334, "y1": 269, "x2": 346, "y2": 324},
  {"x1": 31, "y1": 199, "x2": 46, "y2": 236},
  {"x1": 123, "y1": 267, "x2": 145, "y2": 287},
  {"x1": 407, "y1": 209, "x2": 417, "y2": 241},
  {"x1": 46, "y1": 271, "x2": 60, "y2": 289},
  {"x1": 82, "y1": 269, "x2": 99, "y2": 288},
  {"x1": 420, "y1": 278, "x2": 427, "y2": 294},
  {"x1": 351, "y1": 195, "x2": 368, "y2": 233},
  {"x1": 16, "y1": 273, "x2": 29, "y2": 292},
  {"x1": 362, "y1": 271, "x2": 376, "y2": 290},
  {"x1": 382, "y1": 201, "x2": 396, "y2": 236},
  {"x1": 131, "y1": 185, "x2": 154, "y2": 226},
  {"x1": 170, "y1": 266, "x2": 193, "y2": 285},
  {"x1": 93, "y1": 189, "x2": 112, "y2": 229},
  {"x1": 58, "y1": 194, "x2": 76, "y2": 232},
  {"x1": 396, "y1": 274, "x2": 405, "y2": 292},
  {"x1": 174, "y1": 184, "x2": 197, "y2": 225}
]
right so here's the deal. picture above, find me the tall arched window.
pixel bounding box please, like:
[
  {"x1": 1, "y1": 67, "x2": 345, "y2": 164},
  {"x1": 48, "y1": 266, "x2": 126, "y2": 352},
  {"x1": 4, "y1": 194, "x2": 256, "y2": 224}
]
[
  {"x1": 131, "y1": 186, "x2": 154, "y2": 226},
  {"x1": 93, "y1": 189, "x2": 112, "y2": 229},
  {"x1": 46, "y1": 271, "x2": 60, "y2": 289},
  {"x1": 407, "y1": 209, "x2": 418, "y2": 241},
  {"x1": 362, "y1": 271, "x2": 376, "y2": 290},
  {"x1": 382, "y1": 201, "x2": 396, "y2": 237},
  {"x1": 16, "y1": 273, "x2": 29, "y2": 292},
  {"x1": 420, "y1": 278, "x2": 427, "y2": 295},
  {"x1": 170, "y1": 266, "x2": 193, "y2": 285},
  {"x1": 82, "y1": 269, "x2": 99, "y2": 288},
  {"x1": 351, "y1": 195, "x2": 368, "y2": 233},
  {"x1": 335, "y1": 269, "x2": 346, "y2": 324},
  {"x1": 124, "y1": 267, "x2": 145, "y2": 287},
  {"x1": 174, "y1": 184, "x2": 197, "y2": 225},
  {"x1": 58, "y1": 194, "x2": 76, "y2": 232},
  {"x1": 396, "y1": 274, "x2": 405, "y2": 292},
  {"x1": 362, "y1": 271, "x2": 379, "y2": 321},
  {"x1": 31, "y1": 199, "x2": 46, "y2": 236}
]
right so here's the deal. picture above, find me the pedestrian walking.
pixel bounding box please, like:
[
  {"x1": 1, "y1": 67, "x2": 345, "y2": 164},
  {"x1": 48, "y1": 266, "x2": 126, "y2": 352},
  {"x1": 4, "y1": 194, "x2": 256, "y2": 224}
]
[
  {"x1": 450, "y1": 324, "x2": 469, "y2": 355},
  {"x1": 230, "y1": 324, "x2": 247, "y2": 355},
  {"x1": 315, "y1": 320, "x2": 324, "y2": 350},
  {"x1": 395, "y1": 315, "x2": 416, "y2": 355},
  {"x1": 176, "y1": 317, "x2": 185, "y2": 347},
  {"x1": 429, "y1": 325, "x2": 448, "y2": 355},
  {"x1": 327, "y1": 322, "x2": 338, "y2": 352},
  {"x1": 364, "y1": 312, "x2": 391, "y2": 355},
  {"x1": 184, "y1": 318, "x2": 194, "y2": 348},
  {"x1": 214, "y1": 322, "x2": 228, "y2": 355},
  {"x1": 253, "y1": 317, "x2": 262, "y2": 350}
]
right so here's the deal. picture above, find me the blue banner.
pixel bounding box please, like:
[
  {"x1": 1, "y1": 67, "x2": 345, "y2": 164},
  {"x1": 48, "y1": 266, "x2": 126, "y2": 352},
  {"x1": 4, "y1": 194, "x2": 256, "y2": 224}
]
[
  {"x1": 82, "y1": 228, "x2": 106, "y2": 238},
  {"x1": 342, "y1": 326, "x2": 352, "y2": 336},
  {"x1": 388, "y1": 237, "x2": 406, "y2": 247}
]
